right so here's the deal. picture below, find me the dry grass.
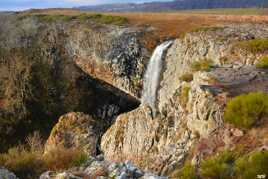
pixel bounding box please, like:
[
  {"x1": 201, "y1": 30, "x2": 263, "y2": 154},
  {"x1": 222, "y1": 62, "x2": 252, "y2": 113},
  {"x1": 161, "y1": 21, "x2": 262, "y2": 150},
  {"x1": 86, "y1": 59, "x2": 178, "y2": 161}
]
[
  {"x1": 0, "y1": 132, "x2": 88, "y2": 179},
  {"x1": 43, "y1": 147, "x2": 88, "y2": 171}
]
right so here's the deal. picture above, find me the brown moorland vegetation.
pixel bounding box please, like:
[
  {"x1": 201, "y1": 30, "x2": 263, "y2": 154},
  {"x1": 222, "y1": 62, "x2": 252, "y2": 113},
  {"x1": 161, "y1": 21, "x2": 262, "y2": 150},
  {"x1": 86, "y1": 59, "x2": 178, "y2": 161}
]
[
  {"x1": 20, "y1": 8, "x2": 268, "y2": 51},
  {"x1": 22, "y1": 8, "x2": 268, "y2": 38}
]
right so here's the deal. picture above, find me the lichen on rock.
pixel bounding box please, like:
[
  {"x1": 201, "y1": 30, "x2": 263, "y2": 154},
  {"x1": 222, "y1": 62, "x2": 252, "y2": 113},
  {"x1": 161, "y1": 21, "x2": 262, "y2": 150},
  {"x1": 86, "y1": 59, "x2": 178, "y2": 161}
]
[{"x1": 45, "y1": 112, "x2": 102, "y2": 156}]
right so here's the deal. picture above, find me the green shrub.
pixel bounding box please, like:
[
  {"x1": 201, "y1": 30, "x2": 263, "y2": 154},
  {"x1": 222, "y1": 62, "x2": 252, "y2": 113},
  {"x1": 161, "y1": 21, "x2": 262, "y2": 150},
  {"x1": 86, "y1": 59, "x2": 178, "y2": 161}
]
[
  {"x1": 256, "y1": 56, "x2": 268, "y2": 69},
  {"x1": 236, "y1": 39, "x2": 268, "y2": 54},
  {"x1": 235, "y1": 151, "x2": 268, "y2": 179},
  {"x1": 200, "y1": 150, "x2": 236, "y2": 179},
  {"x1": 191, "y1": 59, "x2": 213, "y2": 72},
  {"x1": 180, "y1": 73, "x2": 193, "y2": 82},
  {"x1": 174, "y1": 162, "x2": 198, "y2": 179},
  {"x1": 180, "y1": 85, "x2": 191, "y2": 108},
  {"x1": 224, "y1": 92, "x2": 268, "y2": 129}
]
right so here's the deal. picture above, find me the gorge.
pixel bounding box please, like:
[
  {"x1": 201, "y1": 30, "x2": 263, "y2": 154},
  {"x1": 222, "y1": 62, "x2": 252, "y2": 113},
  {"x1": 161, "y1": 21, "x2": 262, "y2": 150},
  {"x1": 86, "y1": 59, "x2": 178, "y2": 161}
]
[{"x1": 0, "y1": 10, "x2": 268, "y2": 179}]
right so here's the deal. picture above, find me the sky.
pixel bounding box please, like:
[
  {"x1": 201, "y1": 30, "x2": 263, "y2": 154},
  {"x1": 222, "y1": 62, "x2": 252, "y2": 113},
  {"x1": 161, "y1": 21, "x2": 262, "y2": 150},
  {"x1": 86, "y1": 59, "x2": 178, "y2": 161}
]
[{"x1": 0, "y1": 0, "x2": 173, "y2": 11}]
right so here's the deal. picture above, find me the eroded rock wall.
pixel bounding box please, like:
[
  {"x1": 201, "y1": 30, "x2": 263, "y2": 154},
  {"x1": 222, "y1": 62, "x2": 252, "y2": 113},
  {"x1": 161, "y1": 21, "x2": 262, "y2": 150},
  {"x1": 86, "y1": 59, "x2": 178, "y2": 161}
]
[
  {"x1": 0, "y1": 14, "x2": 142, "y2": 150},
  {"x1": 101, "y1": 24, "x2": 268, "y2": 176}
]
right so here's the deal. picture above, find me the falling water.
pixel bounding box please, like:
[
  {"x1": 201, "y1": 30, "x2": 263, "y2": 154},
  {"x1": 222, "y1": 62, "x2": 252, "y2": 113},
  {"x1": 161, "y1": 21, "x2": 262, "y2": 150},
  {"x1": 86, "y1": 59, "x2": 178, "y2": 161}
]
[{"x1": 142, "y1": 40, "x2": 173, "y2": 116}]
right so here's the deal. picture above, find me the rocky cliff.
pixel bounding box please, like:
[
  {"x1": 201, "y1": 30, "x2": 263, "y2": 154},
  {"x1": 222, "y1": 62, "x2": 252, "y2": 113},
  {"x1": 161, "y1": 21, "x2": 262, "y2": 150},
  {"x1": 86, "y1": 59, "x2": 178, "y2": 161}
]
[
  {"x1": 1, "y1": 11, "x2": 268, "y2": 179},
  {"x1": 0, "y1": 13, "x2": 144, "y2": 151},
  {"x1": 101, "y1": 24, "x2": 268, "y2": 176}
]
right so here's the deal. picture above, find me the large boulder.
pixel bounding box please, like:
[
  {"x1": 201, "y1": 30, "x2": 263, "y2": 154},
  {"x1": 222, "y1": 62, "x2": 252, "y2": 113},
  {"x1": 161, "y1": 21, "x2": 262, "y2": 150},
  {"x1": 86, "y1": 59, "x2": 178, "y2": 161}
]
[{"x1": 45, "y1": 112, "x2": 102, "y2": 156}]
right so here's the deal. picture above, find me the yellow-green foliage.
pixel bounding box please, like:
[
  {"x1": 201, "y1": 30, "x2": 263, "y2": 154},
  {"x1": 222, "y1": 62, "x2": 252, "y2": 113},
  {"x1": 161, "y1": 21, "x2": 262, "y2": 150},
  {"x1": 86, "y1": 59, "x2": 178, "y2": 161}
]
[
  {"x1": 177, "y1": 150, "x2": 268, "y2": 179},
  {"x1": 235, "y1": 151, "x2": 268, "y2": 179},
  {"x1": 236, "y1": 39, "x2": 268, "y2": 54},
  {"x1": 200, "y1": 150, "x2": 236, "y2": 179},
  {"x1": 174, "y1": 162, "x2": 198, "y2": 179},
  {"x1": 256, "y1": 56, "x2": 268, "y2": 69},
  {"x1": 180, "y1": 73, "x2": 193, "y2": 82},
  {"x1": 191, "y1": 59, "x2": 213, "y2": 72},
  {"x1": 224, "y1": 92, "x2": 268, "y2": 129},
  {"x1": 33, "y1": 13, "x2": 128, "y2": 25},
  {"x1": 180, "y1": 85, "x2": 190, "y2": 108}
]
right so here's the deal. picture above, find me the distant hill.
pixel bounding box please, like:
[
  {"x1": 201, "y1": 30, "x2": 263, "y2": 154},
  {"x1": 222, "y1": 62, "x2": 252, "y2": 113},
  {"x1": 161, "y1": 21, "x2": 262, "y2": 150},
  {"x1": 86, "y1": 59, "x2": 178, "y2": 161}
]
[{"x1": 76, "y1": 0, "x2": 266, "y2": 12}]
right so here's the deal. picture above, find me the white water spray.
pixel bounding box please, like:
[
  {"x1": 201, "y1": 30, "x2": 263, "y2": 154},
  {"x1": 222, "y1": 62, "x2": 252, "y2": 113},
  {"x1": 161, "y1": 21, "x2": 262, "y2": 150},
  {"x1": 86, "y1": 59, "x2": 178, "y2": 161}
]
[{"x1": 142, "y1": 40, "x2": 173, "y2": 115}]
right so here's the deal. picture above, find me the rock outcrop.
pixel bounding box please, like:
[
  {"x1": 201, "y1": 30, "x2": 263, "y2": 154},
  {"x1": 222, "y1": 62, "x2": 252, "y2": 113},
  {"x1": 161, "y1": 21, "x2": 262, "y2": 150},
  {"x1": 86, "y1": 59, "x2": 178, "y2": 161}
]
[
  {"x1": 45, "y1": 112, "x2": 102, "y2": 156},
  {"x1": 101, "y1": 23, "x2": 268, "y2": 176},
  {"x1": 0, "y1": 13, "x2": 141, "y2": 150},
  {"x1": 68, "y1": 26, "x2": 149, "y2": 97}
]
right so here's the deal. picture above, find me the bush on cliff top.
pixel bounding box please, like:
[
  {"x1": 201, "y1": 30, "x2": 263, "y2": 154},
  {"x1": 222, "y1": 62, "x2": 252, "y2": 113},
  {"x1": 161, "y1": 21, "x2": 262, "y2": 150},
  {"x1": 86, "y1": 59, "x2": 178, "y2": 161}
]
[
  {"x1": 256, "y1": 56, "x2": 268, "y2": 69},
  {"x1": 224, "y1": 92, "x2": 268, "y2": 129},
  {"x1": 236, "y1": 39, "x2": 268, "y2": 54}
]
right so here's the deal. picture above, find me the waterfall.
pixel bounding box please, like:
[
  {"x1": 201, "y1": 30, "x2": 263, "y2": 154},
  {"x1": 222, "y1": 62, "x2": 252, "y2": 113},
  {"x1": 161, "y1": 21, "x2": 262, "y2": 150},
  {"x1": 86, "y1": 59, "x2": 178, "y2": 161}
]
[{"x1": 142, "y1": 40, "x2": 173, "y2": 116}]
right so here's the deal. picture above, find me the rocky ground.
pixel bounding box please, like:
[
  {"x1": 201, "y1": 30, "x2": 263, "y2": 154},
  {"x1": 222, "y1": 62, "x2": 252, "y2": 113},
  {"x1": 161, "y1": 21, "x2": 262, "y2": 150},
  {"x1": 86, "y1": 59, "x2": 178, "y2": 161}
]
[
  {"x1": 0, "y1": 11, "x2": 268, "y2": 179},
  {"x1": 39, "y1": 156, "x2": 166, "y2": 179}
]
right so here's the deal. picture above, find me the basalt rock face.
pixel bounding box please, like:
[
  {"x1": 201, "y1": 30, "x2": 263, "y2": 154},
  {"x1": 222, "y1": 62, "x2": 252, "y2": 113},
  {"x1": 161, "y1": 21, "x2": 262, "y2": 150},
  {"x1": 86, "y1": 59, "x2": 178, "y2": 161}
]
[
  {"x1": 68, "y1": 26, "x2": 149, "y2": 98},
  {"x1": 159, "y1": 23, "x2": 268, "y2": 110},
  {"x1": 1, "y1": 14, "x2": 149, "y2": 97},
  {"x1": 101, "y1": 24, "x2": 268, "y2": 176},
  {"x1": 101, "y1": 105, "x2": 195, "y2": 175}
]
